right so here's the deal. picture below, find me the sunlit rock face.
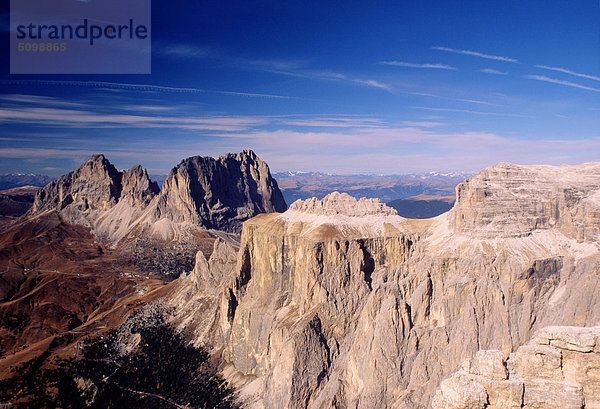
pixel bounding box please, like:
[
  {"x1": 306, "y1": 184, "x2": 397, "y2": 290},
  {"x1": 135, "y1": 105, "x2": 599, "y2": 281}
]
[
  {"x1": 432, "y1": 326, "x2": 600, "y2": 409},
  {"x1": 287, "y1": 191, "x2": 398, "y2": 217},
  {"x1": 28, "y1": 154, "x2": 160, "y2": 241},
  {"x1": 148, "y1": 149, "x2": 287, "y2": 232},
  {"x1": 450, "y1": 162, "x2": 600, "y2": 240},
  {"x1": 30, "y1": 153, "x2": 157, "y2": 215},
  {"x1": 171, "y1": 163, "x2": 600, "y2": 409}
]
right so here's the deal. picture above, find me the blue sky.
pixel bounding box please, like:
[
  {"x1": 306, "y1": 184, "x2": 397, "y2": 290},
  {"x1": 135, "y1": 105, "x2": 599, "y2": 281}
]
[{"x1": 0, "y1": 0, "x2": 598, "y2": 175}]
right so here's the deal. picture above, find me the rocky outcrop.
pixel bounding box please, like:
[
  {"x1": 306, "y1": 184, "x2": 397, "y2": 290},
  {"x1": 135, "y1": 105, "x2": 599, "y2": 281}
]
[
  {"x1": 146, "y1": 150, "x2": 286, "y2": 233},
  {"x1": 432, "y1": 325, "x2": 600, "y2": 409},
  {"x1": 287, "y1": 192, "x2": 397, "y2": 217},
  {"x1": 26, "y1": 151, "x2": 286, "y2": 242},
  {"x1": 29, "y1": 154, "x2": 159, "y2": 220},
  {"x1": 120, "y1": 164, "x2": 160, "y2": 207},
  {"x1": 168, "y1": 236, "x2": 240, "y2": 348},
  {"x1": 169, "y1": 163, "x2": 600, "y2": 409},
  {"x1": 27, "y1": 154, "x2": 160, "y2": 243},
  {"x1": 30, "y1": 154, "x2": 130, "y2": 216},
  {"x1": 451, "y1": 162, "x2": 600, "y2": 240}
]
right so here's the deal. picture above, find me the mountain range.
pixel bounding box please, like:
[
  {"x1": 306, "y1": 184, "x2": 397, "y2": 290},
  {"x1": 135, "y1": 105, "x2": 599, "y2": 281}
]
[
  {"x1": 1, "y1": 169, "x2": 466, "y2": 221},
  {"x1": 0, "y1": 174, "x2": 54, "y2": 191},
  {"x1": 1, "y1": 153, "x2": 600, "y2": 408},
  {"x1": 273, "y1": 171, "x2": 469, "y2": 204}
]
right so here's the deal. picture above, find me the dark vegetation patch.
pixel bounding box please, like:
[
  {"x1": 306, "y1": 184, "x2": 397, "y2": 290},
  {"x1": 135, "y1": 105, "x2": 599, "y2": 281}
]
[{"x1": 0, "y1": 319, "x2": 237, "y2": 409}]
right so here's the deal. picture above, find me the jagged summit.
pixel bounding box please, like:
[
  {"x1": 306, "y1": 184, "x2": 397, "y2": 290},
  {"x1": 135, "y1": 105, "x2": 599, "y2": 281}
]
[
  {"x1": 120, "y1": 164, "x2": 160, "y2": 206},
  {"x1": 27, "y1": 150, "x2": 286, "y2": 240},
  {"x1": 29, "y1": 153, "x2": 156, "y2": 215},
  {"x1": 287, "y1": 192, "x2": 398, "y2": 217},
  {"x1": 272, "y1": 192, "x2": 406, "y2": 239},
  {"x1": 148, "y1": 149, "x2": 287, "y2": 232}
]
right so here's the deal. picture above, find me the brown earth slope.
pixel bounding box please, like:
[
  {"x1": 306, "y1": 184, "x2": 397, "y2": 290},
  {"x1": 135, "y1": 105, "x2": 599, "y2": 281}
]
[{"x1": 0, "y1": 212, "x2": 173, "y2": 378}]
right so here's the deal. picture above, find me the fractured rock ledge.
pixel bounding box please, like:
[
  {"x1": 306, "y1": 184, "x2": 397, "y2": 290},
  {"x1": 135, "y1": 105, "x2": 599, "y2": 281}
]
[
  {"x1": 432, "y1": 325, "x2": 600, "y2": 409},
  {"x1": 450, "y1": 162, "x2": 600, "y2": 240}
]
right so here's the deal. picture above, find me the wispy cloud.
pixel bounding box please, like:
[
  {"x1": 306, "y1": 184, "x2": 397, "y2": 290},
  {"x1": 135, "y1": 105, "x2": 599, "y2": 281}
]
[
  {"x1": 401, "y1": 91, "x2": 496, "y2": 106},
  {"x1": 238, "y1": 57, "x2": 310, "y2": 73},
  {"x1": 351, "y1": 79, "x2": 392, "y2": 91},
  {"x1": 400, "y1": 121, "x2": 445, "y2": 128},
  {"x1": 480, "y1": 68, "x2": 508, "y2": 75},
  {"x1": 195, "y1": 54, "x2": 393, "y2": 93},
  {"x1": 216, "y1": 127, "x2": 435, "y2": 150},
  {"x1": 261, "y1": 68, "x2": 393, "y2": 92},
  {"x1": 119, "y1": 105, "x2": 177, "y2": 112},
  {"x1": 409, "y1": 106, "x2": 530, "y2": 118},
  {"x1": 0, "y1": 148, "x2": 98, "y2": 159},
  {"x1": 380, "y1": 61, "x2": 456, "y2": 70},
  {"x1": 158, "y1": 44, "x2": 210, "y2": 59},
  {"x1": 282, "y1": 117, "x2": 383, "y2": 128},
  {"x1": 432, "y1": 46, "x2": 518, "y2": 63},
  {"x1": 534, "y1": 65, "x2": 600, "y2": 82},
  {"x1": 0, "y1": 136, "x2": 34, "y2": 141},
  {"x1": 278, "y1": 117, "x2": 443, "y2": 131},
  {"x1": 0, "y1": 94, "x2": 90, "y2": 108},
  {"x1": 0, "y1": 106, "x2": 269, "y2": 131},
  {"x1": 258, "y1": 134, "x2": 600, "y2": 173},
  {"x1": 523, "y1": 75, "x2": 600, "y2": 93},
  {"x1": 306, "y1": 71, "x2": 393, "y2": 92},
  {"x1": 0, "y1": 80, "x2": 298, "y2": 100}
]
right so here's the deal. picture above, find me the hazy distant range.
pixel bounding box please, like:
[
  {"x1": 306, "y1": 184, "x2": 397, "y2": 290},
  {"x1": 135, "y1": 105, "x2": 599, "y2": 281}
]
[
  {"x1": 273, "y1": 171, "x2": 471, "y2": 218},
  {"x1": 0, "y1": 171, "x2": 471, "y2": 219}
]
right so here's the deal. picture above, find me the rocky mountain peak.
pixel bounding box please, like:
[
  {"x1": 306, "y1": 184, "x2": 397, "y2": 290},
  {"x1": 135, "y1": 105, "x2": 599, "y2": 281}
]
[
  {"x1": 288, "y1": 191, "x2": 398, "y2": 217},
  {"x1": 76, "y1": 154, "x2": 121, "y2": 182},
  {"x1": 27, "y1": 151, "x2": 287, "y2": 240},
  {"x1": 27, "y1": 154, "x2": 161, "y2": 238},
  {"x1": 30, "y1": 153, "x2": 125, "y2": 215},
  {"x1": 121, "y1": 165, "x2": 160, "y2": 207},
  {"x1": 150, "y1": 150, "x2": 287, "y2": 232}
]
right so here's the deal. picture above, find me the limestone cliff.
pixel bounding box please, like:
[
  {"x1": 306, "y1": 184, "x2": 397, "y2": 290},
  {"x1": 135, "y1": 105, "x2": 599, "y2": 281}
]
[
  {"x1": 432, "y1": 326, "x2": 600, "y2": 409},
  {"x1": 145, "y1": 149, "x2": 287, "y2": 233},
  {"x1": 170, "y1": 163, "x2": 600, "y2": 408},
  {"x1": 450, "y1": 162, "x2": 600, "y2": 240}
]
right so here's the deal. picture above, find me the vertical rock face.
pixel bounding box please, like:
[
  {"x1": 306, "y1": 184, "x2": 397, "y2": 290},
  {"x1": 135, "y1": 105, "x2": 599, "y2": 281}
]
[
  {"x1": 30, "y1": 154, "x2": 125, "y2": 215},
  {"x1": 450, "y1": 162, "x2": 600, "y2": 240},
  {"x1": 432, "y1": 326, "x2": 600, "y2": 409},
  {"x1": 120, "y1": 164, "x2": 160, "y2": 207},
  {"x1": 168, "y1": 236, "x2": 241, "y2": 348},
  {"x1": 149, "y1": 150, "x2": 287, "y2": 232},
  {"x1": 171, "y1": 163, "x2": 600, "y2": 409}
]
